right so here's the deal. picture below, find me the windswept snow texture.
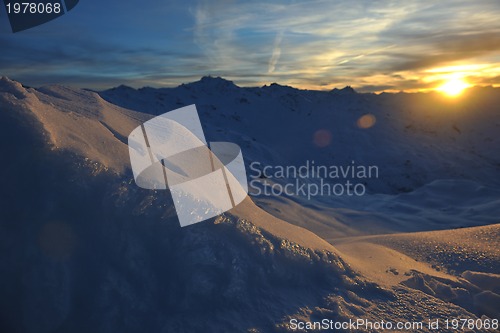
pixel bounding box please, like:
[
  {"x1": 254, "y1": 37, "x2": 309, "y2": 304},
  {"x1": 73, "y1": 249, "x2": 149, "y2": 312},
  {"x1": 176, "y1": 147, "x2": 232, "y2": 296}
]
[{"x1": 0, "y1": 76, "x2": 499, "y2": 333}]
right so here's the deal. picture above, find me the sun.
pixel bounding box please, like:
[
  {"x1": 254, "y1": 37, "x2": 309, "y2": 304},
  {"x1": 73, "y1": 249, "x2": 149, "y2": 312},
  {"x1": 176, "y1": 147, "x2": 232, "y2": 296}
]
[{"x1": 438, "y1": 78, "x2": 470, "y2": 97}]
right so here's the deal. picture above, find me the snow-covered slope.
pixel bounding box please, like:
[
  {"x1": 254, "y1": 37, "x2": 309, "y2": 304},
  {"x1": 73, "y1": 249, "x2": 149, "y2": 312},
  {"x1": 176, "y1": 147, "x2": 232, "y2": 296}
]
[
  {"x1": 100, "y1": 76, "x2": 500, "y2": 235},
  {"x1": 0, "y1": 78, "x2": 156, "y2": 173},
  {"x1": 100, "y1": 76, "x2": 500, "y2": 194},
  {"x1": 334, "y1": 224, "x2": 500, "y2": 319},
  {"x1": 1, "y1": 76, "x2": 499, "y2": 332}
]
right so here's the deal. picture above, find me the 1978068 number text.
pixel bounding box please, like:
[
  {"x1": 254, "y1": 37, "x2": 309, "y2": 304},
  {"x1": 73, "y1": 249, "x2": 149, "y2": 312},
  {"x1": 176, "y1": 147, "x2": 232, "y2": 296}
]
[{"x1": 6, "y1": 2, "x2": 61, "y2": 14}]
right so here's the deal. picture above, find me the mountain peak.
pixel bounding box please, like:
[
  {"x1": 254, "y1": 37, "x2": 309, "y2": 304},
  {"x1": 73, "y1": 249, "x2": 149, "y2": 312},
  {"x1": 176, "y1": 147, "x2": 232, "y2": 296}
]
[
  {"x1": 331, "y1": 85, "x2": 357, "y2": 94},
  {"x1": 261, "y1": 82, "x2": 296, "y2": 92},
  {"x1": 200, "y1": 75, "x2": 230, "y2": 82},
  {"x1": 200, "y1": 75, "x2": 237, "y2": 86},
  {"x1": 112, "y1": 84, "x2": 136, "y2": 91},
  {"x1": 185, "y1": 76, "x2": 239, "y2": 91}
]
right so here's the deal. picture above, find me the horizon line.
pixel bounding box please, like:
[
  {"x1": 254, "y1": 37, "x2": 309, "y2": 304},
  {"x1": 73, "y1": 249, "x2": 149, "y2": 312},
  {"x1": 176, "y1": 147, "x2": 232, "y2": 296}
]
[{"x1": 2, "y1": 75, "x2": 499, "y2": 95}]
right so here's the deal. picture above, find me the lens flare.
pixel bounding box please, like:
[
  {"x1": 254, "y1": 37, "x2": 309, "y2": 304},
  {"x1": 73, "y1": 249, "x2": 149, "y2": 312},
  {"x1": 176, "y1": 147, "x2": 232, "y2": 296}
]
[
  {"x1": 313, "y1": 129, "x2": 332, "y2": 147},
  {"x1": 357, "y1": 114, "x2": 376, "y2": 129}
]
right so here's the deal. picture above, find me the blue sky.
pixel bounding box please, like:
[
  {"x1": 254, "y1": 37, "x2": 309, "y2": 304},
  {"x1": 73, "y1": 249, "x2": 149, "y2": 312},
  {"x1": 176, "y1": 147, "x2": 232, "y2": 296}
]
[{"x1": 1, "y1": 0, "x2": 500, "y2": 91}]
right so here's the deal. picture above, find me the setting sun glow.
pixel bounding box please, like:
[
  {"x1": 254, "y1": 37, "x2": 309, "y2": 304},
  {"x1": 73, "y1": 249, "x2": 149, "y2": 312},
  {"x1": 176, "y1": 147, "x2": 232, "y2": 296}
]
[{"x1": 438, "y1": 78, "x2": 470, "y2": 97}]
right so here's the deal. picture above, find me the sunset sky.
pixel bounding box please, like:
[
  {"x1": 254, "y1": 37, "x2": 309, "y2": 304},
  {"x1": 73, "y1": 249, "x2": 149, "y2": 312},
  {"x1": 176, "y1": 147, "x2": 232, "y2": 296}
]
[{"x1": 1, "y1": 0, "x2": 499, "y2": 92}]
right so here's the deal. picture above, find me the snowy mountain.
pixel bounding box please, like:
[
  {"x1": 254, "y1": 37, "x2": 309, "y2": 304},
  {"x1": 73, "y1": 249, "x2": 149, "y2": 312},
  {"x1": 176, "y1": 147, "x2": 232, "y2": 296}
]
[
  {"x1": 101, "y1": 76, "x2": 500, "y2": 234},
  {"x1": 0, "y1": 76, "x2": 499, "y2": 332}
]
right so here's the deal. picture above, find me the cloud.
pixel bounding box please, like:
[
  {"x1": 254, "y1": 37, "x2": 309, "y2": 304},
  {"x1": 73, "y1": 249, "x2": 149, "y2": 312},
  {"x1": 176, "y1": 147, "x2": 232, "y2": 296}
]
[
  {"x1": 267, "y1": 31, "x2": 283, "y2": 73},
  {"x1": 384, "y1": 32, "x2": 500, "y2": 72},
  {"x1": 1, "y1": 0, "x2": 499, "y2": 91},
  {"x1": 0, "y1": 34, "x2": 204, "y2": 89}
]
